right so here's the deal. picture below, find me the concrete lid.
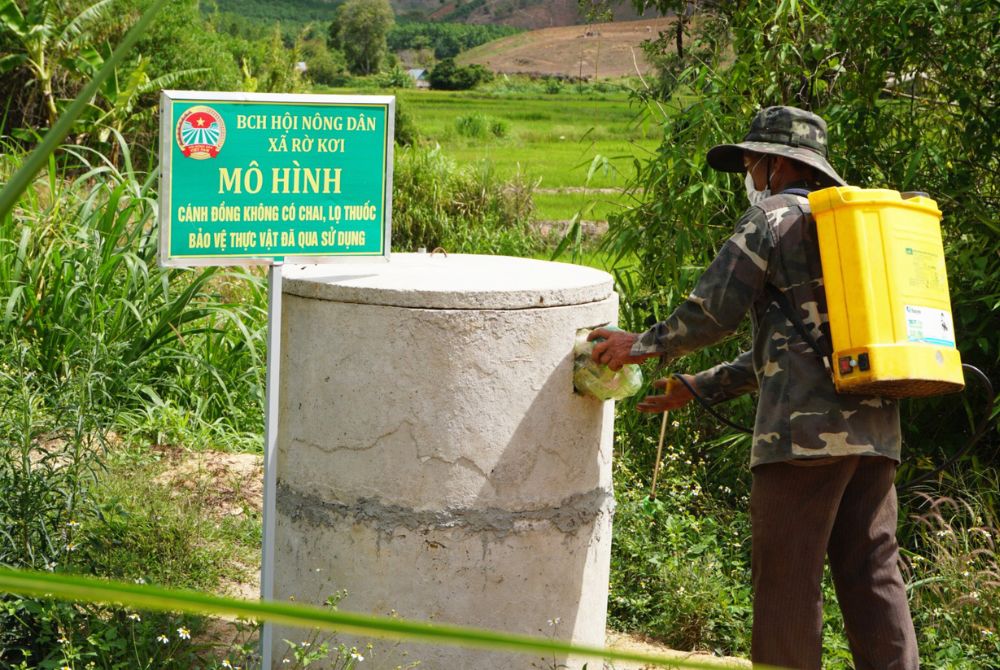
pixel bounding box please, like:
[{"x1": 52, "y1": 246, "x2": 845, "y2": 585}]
[{"x1": 281, "y1": 253, "x2": 614, "y2": 309}]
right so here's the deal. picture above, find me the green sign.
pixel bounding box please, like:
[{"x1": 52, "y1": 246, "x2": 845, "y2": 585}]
[{"x1": 159, "y1": 91, "x2": 394, "y2": 266}]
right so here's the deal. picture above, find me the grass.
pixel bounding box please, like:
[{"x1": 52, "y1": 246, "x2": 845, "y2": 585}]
[
  {"x1": 533, "y1": 189, "x2": 636, "y2": 222},
  {"x1": 82, "y1": 446, "x2": 261, "y2": 593},
  {"x1": 325, "y1": 84, "x2": 663, "y2": 217},
  {"x1": 399, "y1": 87, "x2": 659, "y2": 188}
]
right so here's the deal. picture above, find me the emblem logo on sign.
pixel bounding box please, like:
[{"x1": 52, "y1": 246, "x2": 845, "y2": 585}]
[{"x1": 176, "y1": 105, "x2": 226, "y2": 159}]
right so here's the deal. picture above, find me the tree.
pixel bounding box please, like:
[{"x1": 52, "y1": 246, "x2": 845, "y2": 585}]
[
  {"x1": 597, "y1": 0, "x2": 1000, "y2": 486},
  {"x1": 299, "y1": 31, "x2": 349, "y2": 87},
  {"x1": 434, "y1": 32, "x2": 462, "y2": 59},
  {"x1": 0, "y1": 0, "x2": 115, "y2": 128},
  {"x1": 329, "y1": 0, "x2": 394, "y2": 76},
  {"x1": 428, "y1": 58, "x2": 493, "y2": 90}
]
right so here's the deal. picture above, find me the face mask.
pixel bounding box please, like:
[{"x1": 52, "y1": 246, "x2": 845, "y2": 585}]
[{"x1": 745, "y1": 171, "x2": 770, "y2": 206}]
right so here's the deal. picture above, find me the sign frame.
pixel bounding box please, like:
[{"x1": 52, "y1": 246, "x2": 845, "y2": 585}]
[{"x1": 158, "y1": 90, "x2": 395, "y2": 267}]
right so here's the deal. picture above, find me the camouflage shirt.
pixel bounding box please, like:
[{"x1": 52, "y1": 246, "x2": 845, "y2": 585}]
[{"x1": 631, "y1": 190, "x2": 901, "y2": 468}]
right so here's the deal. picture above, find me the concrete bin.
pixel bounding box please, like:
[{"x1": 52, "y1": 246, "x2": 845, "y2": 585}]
[{"x1": 273, "y1": 253, "x2": 618, "y2": 669}]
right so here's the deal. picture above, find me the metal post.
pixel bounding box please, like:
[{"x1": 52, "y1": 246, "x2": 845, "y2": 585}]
[{"x1": 260, "y1": 262, "x2": 283, "y2": 669}]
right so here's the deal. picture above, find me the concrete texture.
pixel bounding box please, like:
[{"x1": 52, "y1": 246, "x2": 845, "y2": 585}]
[{"x1": 273, "y1": 254, "x2": 618, "y2": 669}]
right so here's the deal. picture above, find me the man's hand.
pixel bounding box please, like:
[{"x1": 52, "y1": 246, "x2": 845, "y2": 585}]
[
  {"x1": 587, "y1": 328, "x2": 646, "y2": 371},
  {"x1": 636, "y1": 375, "x2": 696, "y2": 413}
]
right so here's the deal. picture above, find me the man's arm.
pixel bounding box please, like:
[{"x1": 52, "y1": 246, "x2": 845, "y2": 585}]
[
  {"x1": 690, "y1": 350, "x2": 758, "y2": 405},
  {"x1": 627, "y1": 207, "x2": 773, "y2": 363}
]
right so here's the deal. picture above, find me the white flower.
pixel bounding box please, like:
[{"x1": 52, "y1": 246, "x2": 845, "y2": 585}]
[
  {"x1": 351, "y1": 652, "x2": 365, "y2": 662},
  {"x1": 58, "y1": 635, "x2": 69, "y2": 644},
  {"x1": 135, "y1": 577, "x2": 147, "y2": 584},
  {"x1": 67, "y1": 520, "x2": 80, "y2": 528},
  {"x1": 222, "y1": 661, "x2": 234, "y2": 669},
  {"x1": 157, "y1": 635, "x2": 169, "y2": 644},
  {"x1": 177, "y1": 626, "x2": 191, "y2": 640},
  {"x1": 65, "y1": 542, "x2": 77, "y2": 552},
  {"x1": 128, "y1": 613, "x2": 141, "y2": 622}
]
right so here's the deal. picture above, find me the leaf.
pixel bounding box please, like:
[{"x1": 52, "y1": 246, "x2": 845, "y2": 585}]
[
  {"x1": 0, "y1": 568, "x2": 745, "y2": 670},
  {"x1": 0, "y1": 0, "x2": 27, "y2": 37},
  {"x1": 0, "y1": 53, "x2": 27, "y2": 73}
]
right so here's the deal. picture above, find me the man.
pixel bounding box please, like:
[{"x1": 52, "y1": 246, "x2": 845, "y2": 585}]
[{"x1": 590, "y1": 106, "x2": 918, "y2": 670}]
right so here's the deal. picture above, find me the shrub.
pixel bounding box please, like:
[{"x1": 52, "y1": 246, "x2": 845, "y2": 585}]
[
  {"x1": 391, "y1": 144, "x2": 540, "y2": 256},
  {"x1": 0, "y1": 140, "x2": 266, "y2": 437},
  {"x1": 454, "y1": 113, "x2": 508, "y2": 139},
  {"x1": 394, "y1": 98, "x2": 420, "y2": 147},
  {"x1": 489, "y1": 117, "x2": 509, "y2": 138},
  {"x1": 374, "y1": 64, "x2": 415, "y2": 89},
  {"x1": 428, "y1": 58, "x2": 493, "y2": 90},
  {"x1": 544, "y1": 77, "x2": 564, "y2": 94},
  {"x1": 455, "y1": 113, "x2": 488, "y2": 138},
  {"x1": 302, "y1": 40, "x2": 351, "y2": 87}
]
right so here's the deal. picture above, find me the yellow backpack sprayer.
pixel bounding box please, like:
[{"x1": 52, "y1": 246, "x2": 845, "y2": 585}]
[{"x1": 809, "y1": 186, "x2": 964, "y2": 397}]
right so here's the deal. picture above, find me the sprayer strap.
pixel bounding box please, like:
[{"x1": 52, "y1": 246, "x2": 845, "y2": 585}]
[{"x1": 765, "y1": 284, "x2": 833, "y2": 374}]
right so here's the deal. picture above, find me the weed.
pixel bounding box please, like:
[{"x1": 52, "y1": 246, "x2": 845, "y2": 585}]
[
  {"x1": 904, "y1": 493, "x2": 1000, "y2": 666},
  {"x1": 455, "y1": 112, "x2": 508, "y2": 139}
]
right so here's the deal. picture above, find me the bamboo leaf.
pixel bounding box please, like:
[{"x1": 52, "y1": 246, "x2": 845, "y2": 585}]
[{"x1": 0, "y1": 568, "x2": 771, "y2": 670}]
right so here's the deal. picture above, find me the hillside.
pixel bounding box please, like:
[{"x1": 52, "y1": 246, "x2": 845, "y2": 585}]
[
  {"x1": 425, "y1": 0, "x2": 644, "y2": 29},
  {"x1": 213, "y1": 0, "x2": 647, "y2": 30},
  {"x1": 458, "y1": 16, "x2": 675, "y2": 79}
]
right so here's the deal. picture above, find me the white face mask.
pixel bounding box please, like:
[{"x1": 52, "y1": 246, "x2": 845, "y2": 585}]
[{"x1": 745, "y1": 171, "x2": 770, "y2": 206}]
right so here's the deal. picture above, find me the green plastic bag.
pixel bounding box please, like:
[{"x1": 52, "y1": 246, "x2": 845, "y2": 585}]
[{"x1": 573, "y1": 328, "x2": 643, "y2": 401}]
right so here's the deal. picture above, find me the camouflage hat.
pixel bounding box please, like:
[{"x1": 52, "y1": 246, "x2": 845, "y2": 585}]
[{"x1": 707, "y1": 106, "x2": 847, "y2": 187}]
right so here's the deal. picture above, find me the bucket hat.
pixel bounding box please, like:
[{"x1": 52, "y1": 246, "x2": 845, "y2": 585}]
[{"x1": 707, "y1": 106, "x2": 847, "y2": 187}]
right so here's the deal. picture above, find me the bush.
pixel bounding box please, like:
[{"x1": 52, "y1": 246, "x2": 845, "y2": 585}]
[
  {"x1": 0, "y1": 145, "x2": 265, "y2": 436},
  {"x1": 428, "y1": 58, "x2": 494, "y2": 90},
  {"x1": 489, "y1": 117, "x2": 509, "y2": 138},
  {"x1": 394, "y1": 98, "x2": 420, "y2": 147},
  {"x1": 301, "y1": 39, "x2": 351, "y2": 87},
  {"x1": 391, "y1": 145, "x2": 540, "y2": 256},
  {"x1": 454, "y1": 113, "x2": 508, "y2": 139},
  {"x1": 374, "y1": 64, "x2": 415, "y2": 89},
  {"x1": 455, "y1": 113, "x2": 486, "y2": 138}
]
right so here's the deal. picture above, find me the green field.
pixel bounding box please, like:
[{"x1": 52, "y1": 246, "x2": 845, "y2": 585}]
[{"x1": 392, "y1": 87, "x2": 662, "y2": 222}]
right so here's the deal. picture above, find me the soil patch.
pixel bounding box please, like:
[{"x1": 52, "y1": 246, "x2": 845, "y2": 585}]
[
  {"x1": 154, "y1": 449, "x2": 262, "y2": 599},
  {"x1": 154, "y1": 449, "x2": 263, "y2": 519},
  {"x1": 460, "y1": 17, "x2": 676, "y2": 79},
  {"x1": 606, "y1": 631, "x2": 750, "y2": 669}
]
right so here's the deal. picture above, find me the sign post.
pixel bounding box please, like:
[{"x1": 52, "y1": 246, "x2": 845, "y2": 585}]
[
  {"x1": 259, "y1": 262, "x2": 282, "y2": 665},
  {"x1": 159, "y1": 91, "x2": 394, "y2": 668}
]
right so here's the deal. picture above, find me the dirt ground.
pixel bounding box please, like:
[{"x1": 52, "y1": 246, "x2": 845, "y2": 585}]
[
  {"x1": 162, "y1": 449, "x2": 748, "y2": 668},
  {"x1": 459, "y1": 17, "x2": 677, "y2": 79},
  {"x1": 606, "y1": 631, "x2": 750, "y2": 669}
]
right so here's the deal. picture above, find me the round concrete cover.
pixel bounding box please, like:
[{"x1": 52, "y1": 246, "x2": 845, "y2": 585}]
[{"x1": 282, "y1": 253, "x2": 614, "y2": 309}]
